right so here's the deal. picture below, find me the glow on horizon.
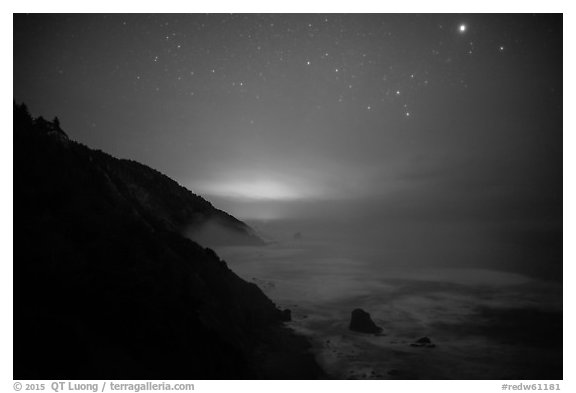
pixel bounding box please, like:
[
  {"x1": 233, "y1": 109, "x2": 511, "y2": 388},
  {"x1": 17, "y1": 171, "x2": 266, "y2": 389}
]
[{"x1": 194, "y1": 179, "x2": 307, "y2": 201}]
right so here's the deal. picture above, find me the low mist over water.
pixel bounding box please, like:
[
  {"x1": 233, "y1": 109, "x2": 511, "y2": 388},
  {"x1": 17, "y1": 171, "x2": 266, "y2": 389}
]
[
  {"x1": 210, "y1": 195, "x2": 561, "y2": 282},
  {"x1": 216, "y1": 215, "x2": 562, "y2": 379}
]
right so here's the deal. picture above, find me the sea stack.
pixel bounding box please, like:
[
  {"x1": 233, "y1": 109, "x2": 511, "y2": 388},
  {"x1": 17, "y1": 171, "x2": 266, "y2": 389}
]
[{"x1": 349, "y1": 308, "x2": 383, "y2": 334}]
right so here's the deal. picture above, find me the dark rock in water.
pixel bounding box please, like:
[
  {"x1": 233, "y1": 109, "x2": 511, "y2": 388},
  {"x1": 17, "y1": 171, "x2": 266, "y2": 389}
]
[
  {"x1": 410, "y1": 336, "x2": 436, "y2": 348},
  {"x1": 349, "y1": 308, "x2": 383, "y2": 334},
  {"x1": 280, "y1": 309, "x2": 292, "y2": 322}
]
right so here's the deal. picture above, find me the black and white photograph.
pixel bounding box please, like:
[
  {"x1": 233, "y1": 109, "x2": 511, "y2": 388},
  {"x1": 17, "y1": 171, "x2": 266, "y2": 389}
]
[{"x1": 10, "y1": 4, "x2": 568, "y2": 388}]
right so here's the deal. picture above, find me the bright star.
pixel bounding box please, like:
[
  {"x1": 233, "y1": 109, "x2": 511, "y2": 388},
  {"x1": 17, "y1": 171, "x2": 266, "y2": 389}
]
[{"x1": 459, "y1": 24, "x2": 467, "y2": 33}]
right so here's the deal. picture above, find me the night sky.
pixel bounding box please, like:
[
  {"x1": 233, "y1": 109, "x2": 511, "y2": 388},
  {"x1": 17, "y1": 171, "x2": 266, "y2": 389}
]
[{"x1": 13, "y1": 14, "x2": 562, "y2": 276}]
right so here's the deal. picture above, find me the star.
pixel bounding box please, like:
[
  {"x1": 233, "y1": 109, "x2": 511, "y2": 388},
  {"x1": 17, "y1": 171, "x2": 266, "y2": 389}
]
[
  {"x1": 459, "y1": 24, "x2": 467, "y2": 33},
  {"x1": 396, "y1": 90, "x2": 401, "y2": 95},
  {"x1": 306, "y1": 60, "x2": 311, "y2": 65},
  {"x1": 499, "y1": 45, "x2": 505, "y2": 51}
]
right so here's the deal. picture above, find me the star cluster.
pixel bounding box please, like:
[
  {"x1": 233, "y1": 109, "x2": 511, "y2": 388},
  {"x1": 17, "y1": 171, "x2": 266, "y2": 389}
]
[
  {"x1": 13, "y1": 14, "x2": 561, "y2": 200},
  {"x1": 15, "y1": 14, "x2": 521, "y2": 123},
  {"x1": 123, "y1": 14, "x2": 509, "y2": 119}
]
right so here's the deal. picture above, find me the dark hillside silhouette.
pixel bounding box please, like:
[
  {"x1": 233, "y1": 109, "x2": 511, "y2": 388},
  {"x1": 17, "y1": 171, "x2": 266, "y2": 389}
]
[{"x1": 13, "y1": 103, "x2": 322, "y2": 379}]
